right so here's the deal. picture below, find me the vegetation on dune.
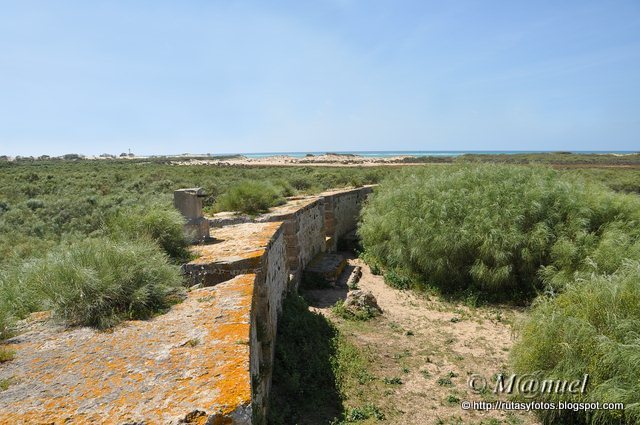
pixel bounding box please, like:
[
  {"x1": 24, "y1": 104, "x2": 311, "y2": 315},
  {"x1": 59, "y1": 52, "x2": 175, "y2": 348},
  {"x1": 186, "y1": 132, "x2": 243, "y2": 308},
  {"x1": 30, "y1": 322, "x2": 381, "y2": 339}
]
[
  {"x1": 0, "y1": 238, "x2": 183, "y2": 330},
  {"x1": 214, "y1": 180, "x2": 287, "y2": 214},
  {"x1": 569, "y1": 168, "x2": 640, "y2": 194},
  {"x1": 359, "y1": 165, "x2": 640, "y2": 299},
  {"x1": 106, "y1": 206, "x2": 190, "y2": 262},
  {"x1": 0, "y1": 197, "x2": 189, "y2": 334},
  {"x1": 0, "y1": 160, "x2": 389, "y2": 268},
  {"x1": 456, "y1": 152, "x2": 640, "y2": 166},
  {"x1": 0, "y1": 160, "x2": 388, "y2": 340},
  {"x1": 385, "y1": 152, "x2": 640, "y2": 166},
  {"x1": 511, "y1": 261, "x2": 640, "y2": 425}
]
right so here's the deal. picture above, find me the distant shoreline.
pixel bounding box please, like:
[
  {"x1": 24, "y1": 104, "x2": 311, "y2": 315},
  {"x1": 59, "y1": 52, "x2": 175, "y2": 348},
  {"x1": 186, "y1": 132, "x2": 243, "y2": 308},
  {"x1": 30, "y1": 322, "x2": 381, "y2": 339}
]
[
  {"x1": 167, "y1": 151, "x2": 640, "y2": 168},
  {"x1": 3, "y1": 151, "x2": 640, "y2": 168},
  {"x1": 232, "y1": 150, "x2": 640, "y2": 159},
  {"x1": 2, "y1": 150, "x2": 639, "y2": 161}
]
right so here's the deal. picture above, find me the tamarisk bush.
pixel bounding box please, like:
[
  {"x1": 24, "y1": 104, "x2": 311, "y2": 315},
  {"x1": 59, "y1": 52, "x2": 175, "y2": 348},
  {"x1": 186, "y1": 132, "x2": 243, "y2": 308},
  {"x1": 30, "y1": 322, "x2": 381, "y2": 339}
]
[
  {"x1": 359, "y1": 165, "x2": 640, "y2": 298},
  {"x1": 359, "y1": 164, "x2": 640, "y2": 423},
  {"x1": 511, "y1": 261, "x2": 640, "y2": 425}
]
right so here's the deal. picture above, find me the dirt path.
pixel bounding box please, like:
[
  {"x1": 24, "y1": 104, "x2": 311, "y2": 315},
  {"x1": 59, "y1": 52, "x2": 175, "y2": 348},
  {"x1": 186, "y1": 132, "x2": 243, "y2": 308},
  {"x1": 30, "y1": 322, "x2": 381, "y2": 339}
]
[{"x1": 305, "y1": 256, "x2": 539, "y2": 425}]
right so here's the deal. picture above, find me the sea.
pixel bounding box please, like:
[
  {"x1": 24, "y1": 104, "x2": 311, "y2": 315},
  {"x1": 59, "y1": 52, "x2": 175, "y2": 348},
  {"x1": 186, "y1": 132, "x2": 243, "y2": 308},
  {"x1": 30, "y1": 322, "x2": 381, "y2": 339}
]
[{"x1": 236, "y1": 151, "x2": 637, "y2": 159}]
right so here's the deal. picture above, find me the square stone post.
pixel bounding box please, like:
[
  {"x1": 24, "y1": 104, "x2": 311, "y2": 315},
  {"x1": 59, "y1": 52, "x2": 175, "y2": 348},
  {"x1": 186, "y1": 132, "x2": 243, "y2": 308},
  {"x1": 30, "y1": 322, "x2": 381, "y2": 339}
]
[{"x1": 174, "y1": 188, "x2": 210, "y2": 243}]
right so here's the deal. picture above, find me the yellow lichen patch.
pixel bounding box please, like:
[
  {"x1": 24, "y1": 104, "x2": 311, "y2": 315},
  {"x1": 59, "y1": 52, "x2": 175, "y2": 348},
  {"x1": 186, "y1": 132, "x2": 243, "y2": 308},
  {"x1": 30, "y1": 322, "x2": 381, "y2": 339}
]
[
  {"x1": 0, "y1": 274, "x2": 256, "y2": 424},
  {"x1": 188, "y1": 222, "x2": 282, "y2": 266},
  {"x1": 265, "y1": 197, "x2": 319, "y2": 215}
]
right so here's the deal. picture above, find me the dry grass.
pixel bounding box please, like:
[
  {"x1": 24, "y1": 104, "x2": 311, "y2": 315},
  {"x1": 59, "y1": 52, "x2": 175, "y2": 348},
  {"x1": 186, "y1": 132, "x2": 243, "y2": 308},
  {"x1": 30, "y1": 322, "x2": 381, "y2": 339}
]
[{"x1": 0, "y1": 347, "x2": 15, "y2": 363}]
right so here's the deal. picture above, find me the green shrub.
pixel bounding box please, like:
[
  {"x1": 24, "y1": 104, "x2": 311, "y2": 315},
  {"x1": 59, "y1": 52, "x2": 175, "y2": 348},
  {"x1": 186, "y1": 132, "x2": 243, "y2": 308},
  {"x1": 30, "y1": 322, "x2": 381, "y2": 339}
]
[
  {"x1": 343, "y1": 404, "x2": 385, "y2": 421},
  {"x1": 0, "y1": 307, "x2": 14, "y2": 341},
  {"x1": 214, "y1": 180, "x2": 286, "y2": 214},
  {"x1": 0, "y1": 378, "x2": 11, "y2": 391},
  {"x1": 270, "y1": 178, "x2": 295, "y2": 197},
  {"x1": 511, "y1": 261, "x2": 640, "y2": 425},
  {"x1": 383, "y1": 268, "x2": 413, "y2": 290},
  {"x1": 0, "y1": 257, "x2": 48, "y2": 337},
  {"x1": 332, "y1": 300, "x2": 379, "y2": 321},
  {"x1": 359, "y1": 165, "x2": 640, "y2": 299},
  {"x1": 107, "y1": 206, "x2": 189, "y2": 261},
  {"x1": 3, "y1": 238, "x2": 183, "y2": 329}
]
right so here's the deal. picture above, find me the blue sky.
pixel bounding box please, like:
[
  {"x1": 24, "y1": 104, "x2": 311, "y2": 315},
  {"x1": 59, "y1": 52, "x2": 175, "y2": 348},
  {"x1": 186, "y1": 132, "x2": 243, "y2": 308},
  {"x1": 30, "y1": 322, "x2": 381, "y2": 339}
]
[{"x1": 1, "y1": 1, "x2": 639, "y2": 156}]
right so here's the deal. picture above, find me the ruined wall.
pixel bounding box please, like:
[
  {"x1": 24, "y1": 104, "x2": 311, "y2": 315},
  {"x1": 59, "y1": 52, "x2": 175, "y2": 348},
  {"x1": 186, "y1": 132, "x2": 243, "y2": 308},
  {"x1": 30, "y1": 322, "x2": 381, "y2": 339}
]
[
  {"x1": 260, "y1": 198, "x2": 326, "y2": 288},
  {"x1": 187, "y1": 186, "x2": 374, "y2": 422},
  {"x1": 324, "y1": 186, "x2": 374, "y2": 251},
  {"x1": 247, "y1": 186, "x2": 374, "y2": 420},
  {"x1": 180, "y1": 221, "x2": 288, "y2": 422},
  {"x1": 250, "y1": 226, "x2": 288, "y2": 421}
]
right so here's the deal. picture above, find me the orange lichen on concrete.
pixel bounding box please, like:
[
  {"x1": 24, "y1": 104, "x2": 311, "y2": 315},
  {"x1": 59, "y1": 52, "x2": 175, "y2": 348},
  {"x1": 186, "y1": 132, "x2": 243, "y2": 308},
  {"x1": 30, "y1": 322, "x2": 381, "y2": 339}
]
[
  {"x1": 189, "y1": 222, "x2": 282, "y2": 266},
  {"x1": 318, "y1": 184, "x2": 376, "y2": 197},
  {"x1": 0, "y1": 274, "x2": 257, "y2": 424},
  {"x1": 260, "y1": 196, "x2": 320, "y2": 217}
]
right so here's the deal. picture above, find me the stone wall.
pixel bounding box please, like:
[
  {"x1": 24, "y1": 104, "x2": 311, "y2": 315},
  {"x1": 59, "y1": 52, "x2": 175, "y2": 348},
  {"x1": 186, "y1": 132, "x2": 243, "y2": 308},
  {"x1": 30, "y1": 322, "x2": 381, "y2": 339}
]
[
  {"x1": 323, "y1": 186, "x2": 374, "y2": 251},
  {"x1": 250, "y1": 224, "x2": 288, "y2": 421},
  {"x1": 184, "y1": 185, "x2": 374, "y2": 422},
  {"x1": 259, "y1": 198, "x2": 327, "y2": 289},
  {"x1": 180, "y1": 220, "x2": 289, "y2": 422}
]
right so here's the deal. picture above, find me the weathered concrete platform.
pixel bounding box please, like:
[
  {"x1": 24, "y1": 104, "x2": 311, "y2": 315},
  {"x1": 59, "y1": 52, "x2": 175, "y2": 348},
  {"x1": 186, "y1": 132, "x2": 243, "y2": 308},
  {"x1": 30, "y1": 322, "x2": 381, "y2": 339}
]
[
  {"x1": 184, "y1": 222, "x2": 284, "y2": 286},
  {"x1": 0, "y1": 274, "x2": 256, "y2": 424}
]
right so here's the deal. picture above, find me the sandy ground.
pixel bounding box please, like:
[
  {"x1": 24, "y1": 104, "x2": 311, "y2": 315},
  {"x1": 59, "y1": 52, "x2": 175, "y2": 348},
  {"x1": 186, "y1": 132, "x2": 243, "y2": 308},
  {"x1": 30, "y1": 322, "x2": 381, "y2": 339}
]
[
  {"x1": 169, "y1": 154, "x2": 640, "y2": 169},
  {"x1": 305, "y1": 256, "x2": 539, "y2": 425},
  {"x1": 171, "y1": 154, "x2": 429, "y2": 167}
]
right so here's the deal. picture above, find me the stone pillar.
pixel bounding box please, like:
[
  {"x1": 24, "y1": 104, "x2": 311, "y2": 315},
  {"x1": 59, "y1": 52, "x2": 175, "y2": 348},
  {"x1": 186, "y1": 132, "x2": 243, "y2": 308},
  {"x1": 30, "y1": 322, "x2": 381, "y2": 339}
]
[{"x1": 174, "y1": 188, "x2": 210, "y2": 243}]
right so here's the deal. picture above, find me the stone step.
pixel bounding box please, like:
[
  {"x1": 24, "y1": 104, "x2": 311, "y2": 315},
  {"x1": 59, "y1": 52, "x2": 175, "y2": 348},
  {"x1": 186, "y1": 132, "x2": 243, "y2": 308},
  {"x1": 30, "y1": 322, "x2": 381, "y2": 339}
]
[{"x1": 302, "y1": 253, "x2": 347, "y2": 288}]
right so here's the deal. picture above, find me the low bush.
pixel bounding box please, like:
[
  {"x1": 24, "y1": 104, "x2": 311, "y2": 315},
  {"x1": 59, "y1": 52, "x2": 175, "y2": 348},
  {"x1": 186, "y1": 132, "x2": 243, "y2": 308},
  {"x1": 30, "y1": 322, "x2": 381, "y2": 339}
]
[
  {"x1": 107, "y1": 206, "x2": 189, "y2": 261},
  {"x1": 359, "y1": 165, "x2": 640, "y2": 299},
  {"x1": 0, "y1": 308, "x2": 13, "y2": 341},
  {"x1": 214, "y1": 180, "x2": 286, "y2": 214},
  {"x1": 511, "y1": 261, "x2": 640, "y2": 425},
  {"x1": 332, "y1": 300, "x2": 378, "y2": 321},
  {"x1": 342, "y1": 404, "x2": 385, "y2": 422},
  {"x1": 383, "y1": 268, "x2": 413, "y2": 290},
  {"x1": 0, "y1": 238, "x2": 183, "y2": 329}
]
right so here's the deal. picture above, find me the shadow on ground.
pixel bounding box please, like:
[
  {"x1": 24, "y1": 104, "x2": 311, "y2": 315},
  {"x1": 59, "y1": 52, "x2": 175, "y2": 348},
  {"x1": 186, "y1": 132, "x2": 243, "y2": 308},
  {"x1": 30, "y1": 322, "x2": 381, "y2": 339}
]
[{"x1": 267, "y1": 294, "x2": 343, "y2": 425}]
